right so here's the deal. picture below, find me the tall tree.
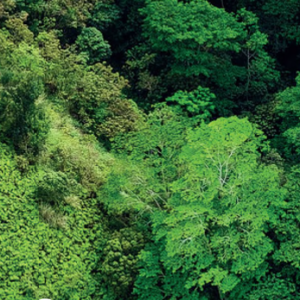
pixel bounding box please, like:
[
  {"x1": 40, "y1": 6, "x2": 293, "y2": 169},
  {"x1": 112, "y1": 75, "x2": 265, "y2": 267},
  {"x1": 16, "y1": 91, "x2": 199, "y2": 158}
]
[
  {"x1": 126, "y1": 0, "x2": 279, "y2": 113},
  {"x1": 111, "y1": 116, "x2": 286, "y2": 299}
]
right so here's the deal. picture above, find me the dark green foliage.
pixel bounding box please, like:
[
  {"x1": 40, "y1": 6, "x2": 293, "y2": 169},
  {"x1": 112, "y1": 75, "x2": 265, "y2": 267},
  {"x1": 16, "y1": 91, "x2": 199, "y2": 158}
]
[
  {"x1": 37, "y1": 170, "x2": 75, "y2": 205},
  {"x1": 0, "y1": 31, "x2": 49, "y2": 154},
  {"x1": 101, "y1": 228, "x2": 145, "y2": 298},
  {"x1": 230, "y1": 0, "x2": 300, "y2": 53},
  {"x1": 245, "y1": 100, "x2": 280, "y2": 138},
  {"x1": 89, "y1": 0, "x2": 120, "y2": 31},
  {"x1": 76, "y1": 27, "x2": 111, "y2": 63},
  {"x1": 275, "y1": 74, "x2": 300, "y2": 161},
  {"x1": 125, "y1": 0, "x2": 279, "y2": 111},
  {"x1": 62, "y1": 63, "x2": 141, "y2": 140},
  {"x1": 15, "y1": 0, "x2": 97, "y2": 32},
  {"x1": 0, "y1": 0, "x2": 15, "y2": 20}
]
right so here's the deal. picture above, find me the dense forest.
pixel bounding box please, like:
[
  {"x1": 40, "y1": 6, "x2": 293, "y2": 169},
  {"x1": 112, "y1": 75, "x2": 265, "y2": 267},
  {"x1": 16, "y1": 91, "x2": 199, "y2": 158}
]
[{"x1": 2, "y1": 0, "x2": 300, "y2": 299}]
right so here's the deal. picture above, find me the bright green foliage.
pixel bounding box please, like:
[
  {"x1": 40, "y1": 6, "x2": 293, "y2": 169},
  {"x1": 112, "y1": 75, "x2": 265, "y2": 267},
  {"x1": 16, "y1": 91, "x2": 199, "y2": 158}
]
[
  {"x1": 1, "y1": 1, "x2": 300, "y2": 300},
  {"x1": 167, "y1": 86, "x2": 215, "y2": 122},
  {"x1": 134, "y1": 117, "x2": 286, "y2": 299},
  {"x1": 272, "y1": 166, "x2": 300, "y2": 268},
  {"x1": 141, "y1": 0, "x2": 242, "y2": 77},
  {"x1": 103, "y1": 104, "x2": 188, "y2": 214},
  {"x1": 134, "y1": 241, "x2": 211, "y2": 300},
  {"x1": 35, "y1": 31, "x2": 62, "y2": 61},
  {"x1": 0, "y1": 144, "x2": 107, "y2": 299},
  {"x1": 0, "y1": 23, "x2": 126, "y2": 298},
  {"x1": 0, "y1": 145, "x2": 38, "y2": 299},
  {"x1": 38, "y1": 103, "x2": 113, "y2": 195},
  {"x1": 34, "y1": 200, "x2": 106, "y2": 300},
  {"x1": 76, "y1": 27, "x2": 111, "y2": 64}
]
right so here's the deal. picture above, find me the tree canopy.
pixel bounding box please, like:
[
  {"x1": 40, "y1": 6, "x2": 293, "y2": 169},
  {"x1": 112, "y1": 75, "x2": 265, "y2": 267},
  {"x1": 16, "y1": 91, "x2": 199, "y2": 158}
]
[{"x1": 1, "y1": 0, "x2": 300, "y2": 299}]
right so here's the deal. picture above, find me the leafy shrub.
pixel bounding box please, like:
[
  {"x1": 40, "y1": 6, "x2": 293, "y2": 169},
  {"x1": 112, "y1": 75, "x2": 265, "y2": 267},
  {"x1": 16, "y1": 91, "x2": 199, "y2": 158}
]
[{"x1": 0, "y1": 143, "x2": 107, "y2": 299}]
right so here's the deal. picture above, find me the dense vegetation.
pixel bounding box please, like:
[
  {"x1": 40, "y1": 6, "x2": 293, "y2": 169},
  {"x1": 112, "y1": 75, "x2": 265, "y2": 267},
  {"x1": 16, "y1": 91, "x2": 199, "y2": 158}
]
[{"x1": 1, "y1": 0, "x2": 300, "y2": 299}]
